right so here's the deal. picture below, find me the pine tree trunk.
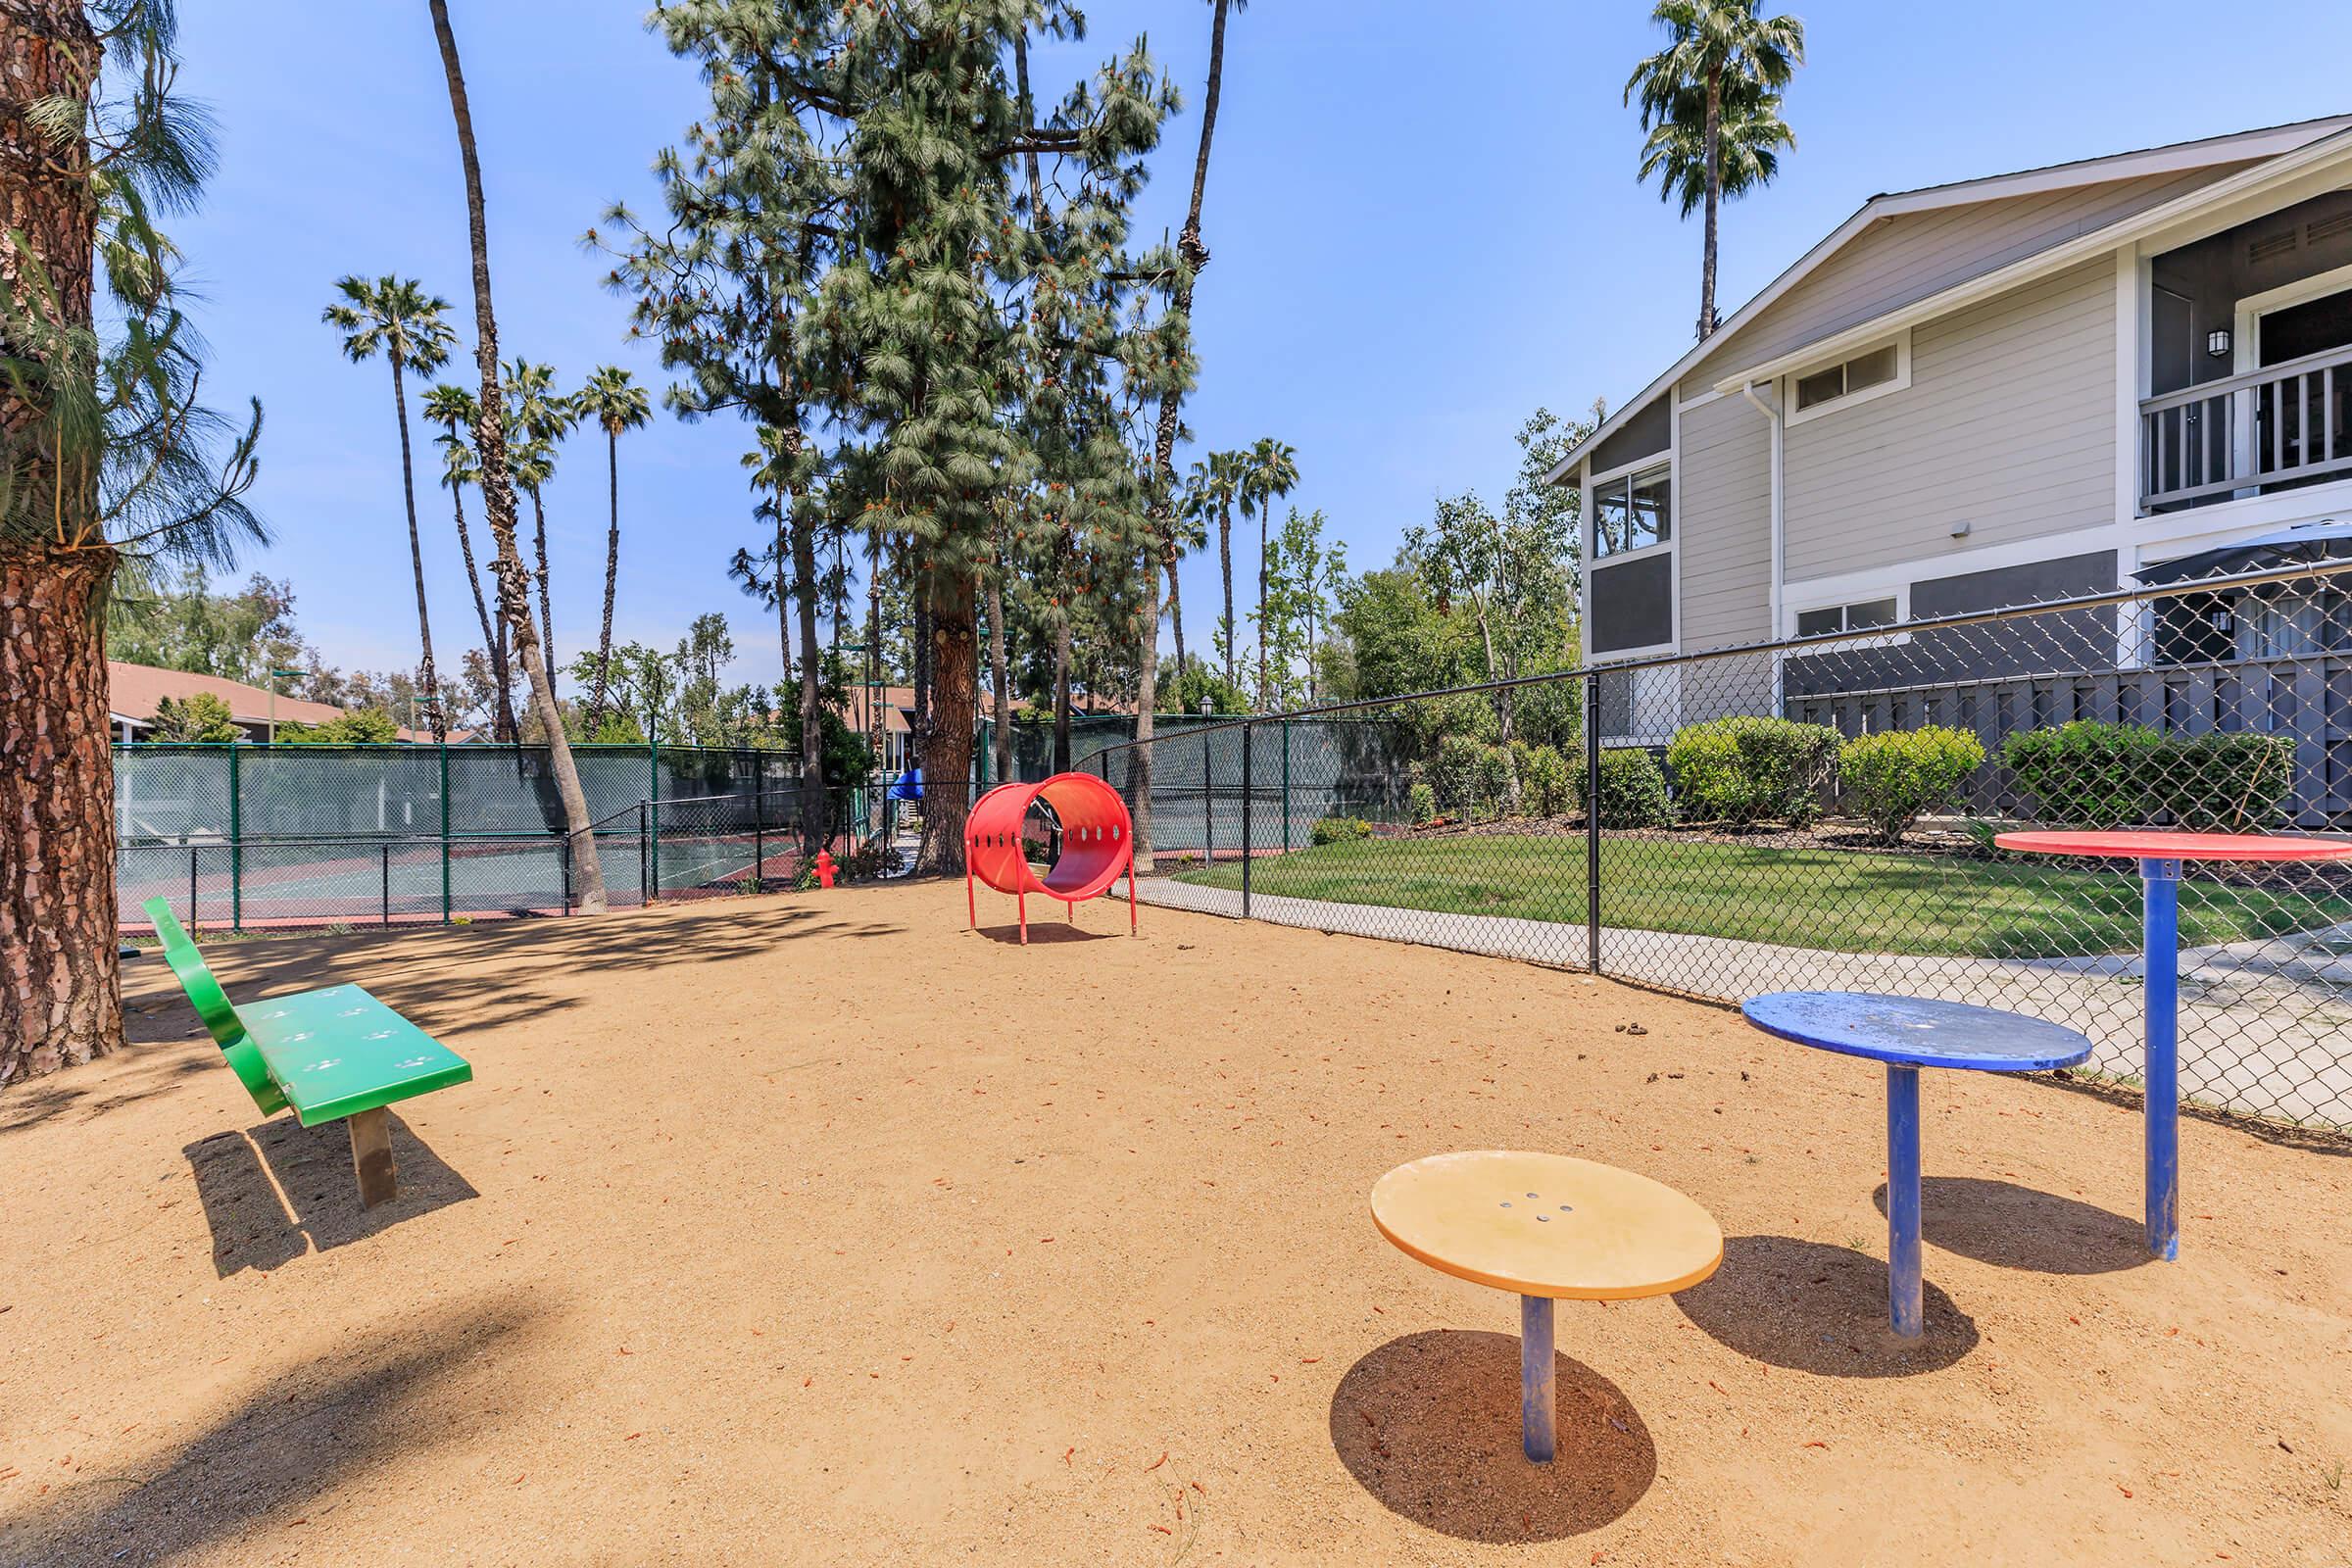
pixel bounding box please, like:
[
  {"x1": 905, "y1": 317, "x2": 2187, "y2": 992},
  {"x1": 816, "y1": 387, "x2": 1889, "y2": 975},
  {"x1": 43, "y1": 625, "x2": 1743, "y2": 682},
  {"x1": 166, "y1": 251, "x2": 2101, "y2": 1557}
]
[
  {"x1": 913, "y1": 575, "x2": 977, "y2": 875},
  {"x1": 1, "y1": 2, "x2": 122, "y2": 1083},
  {"x1": 429, "y1": 0, "x2": 605, "y2": 911},
  {"x1": 789, "y1": 474, "x2": 826, "y2": 858},
  {"x1": 1, "y1": 546, "x2": 122, "y2": 1084},
  {"x1": 591, "y1": 427, "x2": 620, "y2": 731},
  {"x1": 390, "y1": 359, "x2": 444, "y2": 739},
  {"x1": 1053, "y1": 616, "x2": 1071, "y2": 773},
  {"x1": 1698, "y1": 68, "x2": 1722, "y2": 340},
  {"x1": 772, "y1": 506, "x2": 792, "y2": 705},
  {"x1": 988, "y1": 572, "x2": 1012, "y2": 783}
]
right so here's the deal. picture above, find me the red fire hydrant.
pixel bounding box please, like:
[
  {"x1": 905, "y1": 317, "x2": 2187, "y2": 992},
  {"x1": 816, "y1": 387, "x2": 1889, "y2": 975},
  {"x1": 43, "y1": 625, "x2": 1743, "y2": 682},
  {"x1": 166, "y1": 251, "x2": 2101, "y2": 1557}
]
[{"x1": 813, "y1": 850, "x2": 838, "y2": 889}]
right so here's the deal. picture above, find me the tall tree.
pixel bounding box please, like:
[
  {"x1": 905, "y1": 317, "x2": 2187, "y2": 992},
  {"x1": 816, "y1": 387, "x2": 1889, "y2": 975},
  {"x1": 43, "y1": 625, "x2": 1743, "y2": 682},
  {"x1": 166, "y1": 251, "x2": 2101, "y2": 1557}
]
[
  {"x1": 1189, "y1": 451, "x2": 1243, "y2": 685},
  {"x1": 321, "y1": 274, "x2": 456, "y2": 738},
  {"x1": 1240, "y1": 435, "x2": 1297, "y2": 708},
  {"x1": 502, "y1": 358, "x2": 576, "y2": 699},
  {"x1": 426, "y1": 0, "x2": 607, "y2": 909},
  {"x1": 1166, "y1": 492, "x2": 1207, "y2": 675},
  {"x1": 1636, "y1": 74, "x2": 1794, "y2": 230},
  {"x1": 1, "y1": 0, "x2": 264, "y2": 1080},
  {"x1": 573, "y1": 365, "x2": 652, "y2": 733},
  {"x1": 1626, "y1": 0, "x2": 1804, "y2": 339},
  {"x1": 423, "y1": 381, "x2": 515, "y2": 739}
]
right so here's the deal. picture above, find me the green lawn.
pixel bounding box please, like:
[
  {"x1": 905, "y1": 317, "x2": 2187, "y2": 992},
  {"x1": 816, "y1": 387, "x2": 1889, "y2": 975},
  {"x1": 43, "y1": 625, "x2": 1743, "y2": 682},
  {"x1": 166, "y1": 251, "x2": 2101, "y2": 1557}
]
[{"x1": 1173, "y1": 833, "x2": 2352, "y2": 959}]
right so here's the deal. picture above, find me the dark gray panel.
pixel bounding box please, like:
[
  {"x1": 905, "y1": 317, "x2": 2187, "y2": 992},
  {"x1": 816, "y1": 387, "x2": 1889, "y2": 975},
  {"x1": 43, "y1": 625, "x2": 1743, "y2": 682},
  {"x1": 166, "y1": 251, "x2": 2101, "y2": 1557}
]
[
  {"x1": 1590, "y1": 396, "x2": 1672, "y2": 475},
  {"x1": 1786, "y1": 549, "x2": 2119, "y2": 697},
  {"x1": 1591, "y1": 554, "x2": 1673, "y2": 654}
]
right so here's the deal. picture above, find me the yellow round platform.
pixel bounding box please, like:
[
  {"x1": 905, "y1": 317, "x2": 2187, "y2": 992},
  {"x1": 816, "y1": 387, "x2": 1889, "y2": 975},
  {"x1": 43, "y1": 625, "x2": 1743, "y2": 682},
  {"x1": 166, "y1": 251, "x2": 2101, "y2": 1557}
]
[{"x1": 1371, "y1": 1151, "x2": 1724, "y2": 1300}]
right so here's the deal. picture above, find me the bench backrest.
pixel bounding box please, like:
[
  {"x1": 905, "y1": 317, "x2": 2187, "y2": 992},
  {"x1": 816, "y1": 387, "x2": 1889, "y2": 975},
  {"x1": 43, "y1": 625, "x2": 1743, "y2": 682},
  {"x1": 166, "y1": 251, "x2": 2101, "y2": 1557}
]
[{"x1": 141, "y1": 898, "x2": 284, "y2": 1113}]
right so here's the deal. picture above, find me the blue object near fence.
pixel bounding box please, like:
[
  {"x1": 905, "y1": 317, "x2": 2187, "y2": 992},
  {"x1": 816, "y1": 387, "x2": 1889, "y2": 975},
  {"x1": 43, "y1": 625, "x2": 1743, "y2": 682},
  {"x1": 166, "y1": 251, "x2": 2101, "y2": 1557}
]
[
  {"x1": 888, "y1": 767, "x2": 923, "y2": 802},
  {"x1": 1741, "y1": 991, "x2": 2093, "y2": 1337}
]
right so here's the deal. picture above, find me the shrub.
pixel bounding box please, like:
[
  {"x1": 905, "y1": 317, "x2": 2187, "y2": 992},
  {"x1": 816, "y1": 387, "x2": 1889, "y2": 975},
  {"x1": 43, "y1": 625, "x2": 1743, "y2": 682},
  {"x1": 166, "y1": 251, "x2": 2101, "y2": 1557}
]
[
  {"x1": 1522, "y1": 745, "x2": 1572, "y2": 817},
  {"x1": 1408, "y1": 781, "x2": 1438, "y2": 825},
  {"x1": 1579, "y1": 748, "x2": 1673, "y2": 830},
  {"x1": 1838, "y1": 726, "x2": 1987, "y2": 844},
  {"x1": 1666, "y1": 716, "x2": 1841, "y2": 828},
  {"x1": 2000, "y1": 722, "x2": 2295, "y2": 830},
  {"x1": 1309, "y1": 814, "x2": 1374, "y2": 847},
  {"x1": 1473, "y1": 745, "x2": 1516, "y2": 821},
  {"x1": 1430, "y1": 733, "x2": 1482, "y2": 817}
]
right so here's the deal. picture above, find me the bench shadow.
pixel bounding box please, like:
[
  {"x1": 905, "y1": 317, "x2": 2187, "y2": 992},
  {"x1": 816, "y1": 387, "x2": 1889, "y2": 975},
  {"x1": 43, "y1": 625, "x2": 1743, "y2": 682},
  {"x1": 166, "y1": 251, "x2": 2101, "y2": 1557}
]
[
  {"x1": 1871, "y1": 1177, "x2": 2148, "y2": 1275},
  {"x1": 1673, "y1": 1235, "x2": 1978, "y2": 1376},
  {"x1": 184, "y1": 1112, "x2": 476, "y2": 1276},
  {"x1": 0, "y1": 1292, "x2": 537, "y2": 1566},
  {"x1": 1329, "y1": 1330, "x2": 1655, "y2": 1544}
]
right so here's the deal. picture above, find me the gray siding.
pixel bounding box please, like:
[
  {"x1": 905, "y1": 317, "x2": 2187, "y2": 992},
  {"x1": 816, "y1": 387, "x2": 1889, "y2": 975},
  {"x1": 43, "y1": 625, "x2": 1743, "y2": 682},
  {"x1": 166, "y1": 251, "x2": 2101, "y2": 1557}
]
[
  {"x1": 1590, "y1": 396, "x2": 1671, "y2": 473},
  {"x1": 1675, "y1": 393, "x2": 1772, "y2": 650},
  {"x1": 1690, "y1": 166, "x2": 2240, "y2": 389},
  {"x1": 1783, "y1": 257, "x2": 2118, "y2": 583}
]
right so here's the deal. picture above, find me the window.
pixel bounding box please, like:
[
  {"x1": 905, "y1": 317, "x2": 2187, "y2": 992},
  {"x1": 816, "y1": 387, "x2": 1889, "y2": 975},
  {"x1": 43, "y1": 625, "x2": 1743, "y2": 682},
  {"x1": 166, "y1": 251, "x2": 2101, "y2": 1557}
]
[
  {"x1": 1794, "y1": 597, "x2": 1898, "y2": 638},
  {"x1": 1788, "y1": 336, "x2": 1909, "y2": 421},
  {"x1": 1592, "y1": 465, "x2": 1671, "y2": 557}
]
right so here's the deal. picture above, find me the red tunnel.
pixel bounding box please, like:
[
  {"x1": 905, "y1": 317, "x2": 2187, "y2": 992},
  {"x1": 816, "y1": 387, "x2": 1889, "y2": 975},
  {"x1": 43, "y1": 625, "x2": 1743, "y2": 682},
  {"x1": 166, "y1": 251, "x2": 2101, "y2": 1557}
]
[{"x1": 964, "y1": 771, "x2": 1137, "y2": 944}]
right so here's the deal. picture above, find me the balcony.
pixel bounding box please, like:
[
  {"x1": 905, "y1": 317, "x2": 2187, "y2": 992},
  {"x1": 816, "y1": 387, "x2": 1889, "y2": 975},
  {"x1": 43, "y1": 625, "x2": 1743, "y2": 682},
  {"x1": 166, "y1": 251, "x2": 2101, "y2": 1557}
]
[{"x1": 2138, "y1": 341, "x2": 2352, "y2": 512}]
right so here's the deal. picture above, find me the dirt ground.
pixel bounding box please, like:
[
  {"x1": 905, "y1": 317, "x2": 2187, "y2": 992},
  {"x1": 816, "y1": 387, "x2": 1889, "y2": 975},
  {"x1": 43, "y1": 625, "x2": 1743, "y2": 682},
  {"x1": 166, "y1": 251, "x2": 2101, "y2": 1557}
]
[{"x1": 3, "y1": 880, "x2": 2349, "y2": 1567}]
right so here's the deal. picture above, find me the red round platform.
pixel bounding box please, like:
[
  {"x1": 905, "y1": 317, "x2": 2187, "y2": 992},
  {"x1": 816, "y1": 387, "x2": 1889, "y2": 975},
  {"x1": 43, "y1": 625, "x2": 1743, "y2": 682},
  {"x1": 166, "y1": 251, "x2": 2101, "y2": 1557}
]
[{"x1": 1995, "y1": 830, "x2": 2352, "y2": 862}]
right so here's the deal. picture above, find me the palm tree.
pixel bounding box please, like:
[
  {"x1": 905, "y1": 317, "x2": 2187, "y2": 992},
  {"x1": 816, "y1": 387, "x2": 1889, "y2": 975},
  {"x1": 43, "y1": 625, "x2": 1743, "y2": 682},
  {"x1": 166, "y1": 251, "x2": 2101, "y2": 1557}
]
[
  {"x1": 1625, "y1": 0, "x2": 1805, "y2": 339},
  {"x1": 1189, "y1": 452, "x2": 1244, "y2": 687},
  {"x1": 503, "y1": 358, "x2": 577, "y2": 700},
  {"x1": 1166, "y1": 499, "x2": 1209, "y2": 675},
  {"x1": 322, "y1": 274, "x2": 458, "y2": 738},
  {"x1": 423, "y1": 382, "x2": 516, "y2": 739},
  {"x1": 1637, "y1": 75, "x2": 1795, "y2": 226},
  {"x1": 572, "y1": 366, "x2": 652, "y2": 732},
  {"x1": 426, "y1": 0, "x2": 606, "y2": 910},
  {"x1": 1240, "y1": 436, "x2": 1298, "y2": 708}
]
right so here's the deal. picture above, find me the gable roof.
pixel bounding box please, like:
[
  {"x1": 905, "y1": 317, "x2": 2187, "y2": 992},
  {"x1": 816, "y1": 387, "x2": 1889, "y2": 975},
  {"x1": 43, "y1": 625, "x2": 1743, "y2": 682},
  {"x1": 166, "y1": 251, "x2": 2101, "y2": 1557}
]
[
  {"x1": 110, "y1": 661, "x2": 447, "y2": 742},
  {"x1": 1548, "y1": 113, "x2": 2352, "y2": 483}
]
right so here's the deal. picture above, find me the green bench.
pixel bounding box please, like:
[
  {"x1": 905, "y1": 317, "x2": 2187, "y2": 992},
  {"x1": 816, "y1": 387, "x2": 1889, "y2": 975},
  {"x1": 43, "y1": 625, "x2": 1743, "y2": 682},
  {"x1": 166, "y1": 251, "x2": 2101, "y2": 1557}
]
[{"x1": 143, "y1": 897, "x2": 472, "y2": 1206}]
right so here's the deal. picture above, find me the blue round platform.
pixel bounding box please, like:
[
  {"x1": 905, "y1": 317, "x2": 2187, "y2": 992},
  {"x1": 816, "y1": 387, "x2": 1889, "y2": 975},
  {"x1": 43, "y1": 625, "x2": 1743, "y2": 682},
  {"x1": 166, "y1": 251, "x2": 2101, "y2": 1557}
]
[{"x1": 1742, "y1": 992, "x2": 2093, "y2": 1073}]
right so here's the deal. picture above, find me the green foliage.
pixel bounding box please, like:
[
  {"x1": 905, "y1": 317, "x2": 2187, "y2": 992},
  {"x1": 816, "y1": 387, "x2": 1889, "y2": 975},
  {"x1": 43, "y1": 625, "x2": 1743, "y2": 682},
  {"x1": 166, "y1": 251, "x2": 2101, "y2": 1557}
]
[
  {"x1": 1523, "y1": 744, "x2": 1572, "y2": 817},
  {"x1": 108, "y1": 564, "x2": 308, "y2": 683},
  {"x1": 1666, "y1": 715, "x2": 1839, "y2": 828},
  {"x1": 148, "y1": 692, "x2": 241, "y2": 744},
  {"x1": 2001, "y1": 722, "x2": 2295, "y2": 831},
  {"x1": 1473, "y1": 744, "x2": 1516, "y2": 822},
  {"x1": 1431, "y1": 733, "x2": 1484, "y2": 817},
  {"x1": 1309, "y1": 814, "x2": 1373, "y2": 847},
  {"x1": 1581, "y1": 748, "x2": 1674, "y2": 830},
  {"x1": 1161, "y1": 655, "x2": 1250, "y2": 716},
  {"x1": 1408, "y1": 780, "x2": 1438, "y2": 826},
  {"x1": 276, "y1": 710, "x2": 399, "y2": 745},
  {"x1": 1838, "y1": 726, "x2": 1986, "y2": 844}
]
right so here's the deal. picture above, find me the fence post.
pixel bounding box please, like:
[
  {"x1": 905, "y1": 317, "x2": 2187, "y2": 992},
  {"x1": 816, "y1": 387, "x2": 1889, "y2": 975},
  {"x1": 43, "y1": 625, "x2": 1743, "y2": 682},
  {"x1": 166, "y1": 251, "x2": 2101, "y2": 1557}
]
[
  {"x1": 1241, "y1": 721, "x2": 1254, "y2": 920},
  {"x1": 640, "y1": 800, "x2": 652, "y2": 905},
  {"x1": 754, "y1": 786, "x2": 765, "y2": 894},
  {"x1": 188, "y1": 847, "x2": 199, "y2": 936},
  {"x1": 381, "y1": 844, "x2": 392, "y2": 928},
  {"x1": 648, "y1": 747, "x2": 662, "y2": 897},
  {"x1": 228, "y1": 743, "x2": 243, "y2": 934},
  {"x1": 1202, "y1": 727, "x2": 1214, "y2": 866},
  {"x1": 1585, "y1": 671, "x2": 1601, "y2": 977},
  {"x1": 439, "y1": 741, "x2": 452, "y2": 924},
  {"x1": 561, "y1": 832, "x2": 572, "y2": 914}
]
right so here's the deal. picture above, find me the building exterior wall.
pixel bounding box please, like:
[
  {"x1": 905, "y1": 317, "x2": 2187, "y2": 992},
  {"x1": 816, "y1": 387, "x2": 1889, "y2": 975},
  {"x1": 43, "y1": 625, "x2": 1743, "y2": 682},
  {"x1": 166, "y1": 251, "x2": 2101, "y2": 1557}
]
[
  {"x1": 1783, "y1": 257, "x2": 2119, "y2": 585},
  {"x1": 1673, "y1": 392, "x2": 1772, "y2": 651}
]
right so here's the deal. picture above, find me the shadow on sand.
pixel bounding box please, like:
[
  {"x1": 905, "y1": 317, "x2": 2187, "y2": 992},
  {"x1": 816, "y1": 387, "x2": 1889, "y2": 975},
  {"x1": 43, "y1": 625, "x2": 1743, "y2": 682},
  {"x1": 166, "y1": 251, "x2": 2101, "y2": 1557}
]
[
  {"x1": 184, "y1": 1112, "x2": 476, "y2": 1276},
  {"x1": 1673, "y1": 1235, "x2": 1978, "y2": 1376},
  {"x1": 1329, "y1": 1330, "x2": 1655, "y2": 1544},
  {"x1": 1870, "y1": 1177, "x2": 2148, "y2": 1276}
]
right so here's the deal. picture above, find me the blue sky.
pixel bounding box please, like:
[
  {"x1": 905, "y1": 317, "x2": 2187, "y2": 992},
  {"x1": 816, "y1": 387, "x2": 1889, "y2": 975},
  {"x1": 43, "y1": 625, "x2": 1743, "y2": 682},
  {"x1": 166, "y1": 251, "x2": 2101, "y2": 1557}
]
[{"x1": 172, "y1": 1, "x2": 2352, "y2": 688}]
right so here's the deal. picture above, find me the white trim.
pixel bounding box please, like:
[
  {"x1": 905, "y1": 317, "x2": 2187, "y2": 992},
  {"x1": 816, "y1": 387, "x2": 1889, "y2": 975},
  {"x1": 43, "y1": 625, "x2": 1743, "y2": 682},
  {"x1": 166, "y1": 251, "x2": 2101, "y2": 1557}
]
[
  {"x1": 2233, "y1": 259, "x2": 2352, "y2": 370},
  {"x1": 1590, "y1": 535, "x2": 1673, "y2": 567},
  {"x1": 1782, "y1": 329, "x2": 1913, "y2": 426},
  {"x1": 1544, "y1": 118, "x2": 2352, "y2": 483},
  {"x1": 1784, "y1": 583, "x2": 1912, "y2": 648},
  {"x1": 1588, "y1": 459, "x2": 1675, "y2": 563},
  {"x1": 1677, "y1": 385, "x2": 1731, "y2": 412},
  {"x1": 1707, "y1": 125, "x2": 2352, "y2": 395},
  {"x1": 1588, "y1": 452, "x2": 1674, "y2": 488},
  {"x1": 2117, "y1": 247, "x2": 2143, "y2": 525},
  {"x1": 1592, "y1": 638, "x2": 1679, "y2": 662},
  {"x1": 1668, "y1": 383, "x2": 1684, "y2": 657}
]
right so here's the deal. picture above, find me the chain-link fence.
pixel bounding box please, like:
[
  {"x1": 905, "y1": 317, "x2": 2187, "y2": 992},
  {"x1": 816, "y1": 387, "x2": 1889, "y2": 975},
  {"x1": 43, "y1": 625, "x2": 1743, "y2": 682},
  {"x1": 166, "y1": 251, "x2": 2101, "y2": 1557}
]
[
  {"x1": 1087, "y1": 561, "x2": 2352, "y2": 1134},
  {"x1": 112, "y1": 744, "x2": 874, "y2": 933}
]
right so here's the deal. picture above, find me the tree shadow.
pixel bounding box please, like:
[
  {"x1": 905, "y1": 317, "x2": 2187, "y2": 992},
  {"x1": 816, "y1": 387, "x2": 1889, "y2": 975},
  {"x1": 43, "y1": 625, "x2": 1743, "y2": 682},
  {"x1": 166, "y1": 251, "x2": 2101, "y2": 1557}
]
[
  {"x1": 1870, "y1": 1178, "x2": 2147, "y2": 1276},
  {"x1": 1673, "y1": 1235, "x2": 1978, "y2": 1376},
  {"x1": 1329, "y1": 1330, "x2": 1655, "y2": 1544},
  {"x1": 184, "y1": 1112, "x2": 476, "y2": 1277},
  {"x1": 0, "y1": 1291, "x2": 540, "y2": 1565},
  {"x1": 0, "y1": 1049, "x2": 216, "y2": 1135}
]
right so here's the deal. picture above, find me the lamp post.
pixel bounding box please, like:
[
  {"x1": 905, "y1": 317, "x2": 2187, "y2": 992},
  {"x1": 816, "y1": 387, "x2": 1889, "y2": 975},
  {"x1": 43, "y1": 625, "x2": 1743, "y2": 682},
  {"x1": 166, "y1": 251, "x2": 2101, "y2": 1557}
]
[{"x1": 265, "y1": 666, "x2": 303, "y2": 743}]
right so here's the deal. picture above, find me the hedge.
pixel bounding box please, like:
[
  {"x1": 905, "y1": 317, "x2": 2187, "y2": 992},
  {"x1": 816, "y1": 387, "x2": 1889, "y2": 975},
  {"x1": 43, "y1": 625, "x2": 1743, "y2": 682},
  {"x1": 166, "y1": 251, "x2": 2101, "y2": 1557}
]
[
  {"x1": 1309, "y1": 814, "x2": 1374, "y2": 847},
  {"x1": 1578, "y1": 748, "x2": 1673, "y2": 830},
  {"x1": 1666, "y1": 715, "x2": 1841, "y2": 828},
  {"x1": 1839, "y1": 725, "x2": 1986, "y2": 844},
  {"x1": 2000, "y1": 721, "x2": 2294, "y2": 830}
]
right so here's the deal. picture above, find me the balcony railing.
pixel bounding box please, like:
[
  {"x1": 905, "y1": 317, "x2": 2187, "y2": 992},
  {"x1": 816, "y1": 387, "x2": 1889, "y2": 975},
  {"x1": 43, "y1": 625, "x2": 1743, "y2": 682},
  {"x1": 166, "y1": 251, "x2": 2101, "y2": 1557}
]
[{"x1": 2139, "y1": 341, "x2": 2352, "y2": 511}]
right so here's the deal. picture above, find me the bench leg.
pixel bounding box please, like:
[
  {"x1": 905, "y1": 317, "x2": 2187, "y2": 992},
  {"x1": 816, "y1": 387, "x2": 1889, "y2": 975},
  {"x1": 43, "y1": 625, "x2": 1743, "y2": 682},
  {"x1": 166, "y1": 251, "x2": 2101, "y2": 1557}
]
[
  {"x1": 1520, "y1": 1293, "x2": 1556, "y2": 1462},
  {"x1": 1886, "y1": 1064, "x2": 1923, "y2": 1338},
  {"x1": 348, "y1": 1107, "x2": 397, "y2": 1208}
]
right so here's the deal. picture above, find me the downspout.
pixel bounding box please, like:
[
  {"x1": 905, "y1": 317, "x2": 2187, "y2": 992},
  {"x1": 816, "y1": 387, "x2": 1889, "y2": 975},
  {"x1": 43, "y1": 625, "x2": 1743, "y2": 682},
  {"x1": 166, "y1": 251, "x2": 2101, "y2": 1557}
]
[{"x1": 1739, "y1": 380, "x2": 1787, "y2": 716}]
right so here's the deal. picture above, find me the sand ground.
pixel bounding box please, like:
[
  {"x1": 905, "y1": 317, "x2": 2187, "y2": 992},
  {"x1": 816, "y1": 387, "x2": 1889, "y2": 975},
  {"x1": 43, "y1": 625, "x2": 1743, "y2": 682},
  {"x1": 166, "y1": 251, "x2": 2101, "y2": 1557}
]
[{"x1": 3, "y1": 879, "x2": 2349, "y2": 1566}]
